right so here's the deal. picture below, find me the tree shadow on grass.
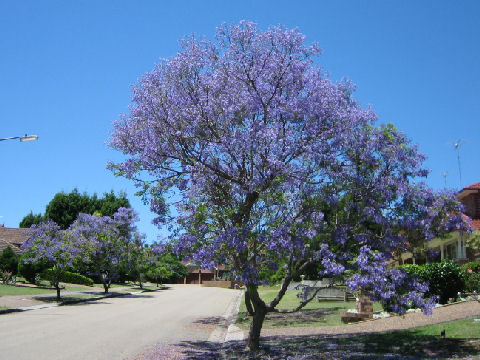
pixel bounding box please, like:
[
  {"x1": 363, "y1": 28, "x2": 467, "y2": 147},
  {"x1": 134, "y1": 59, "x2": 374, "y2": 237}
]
[
  {"x1": 237, "y1": 307, "x2": 344, "y2": 329},
  {"x1": 267, "y1": 307, "x2": 344, "y2": 327},
  {"x1": 32, "y1": 292, "x2": 155, "y2": 305},
  {"x1": 145, "y1": 331, "x2": 480, "y2": 360}
]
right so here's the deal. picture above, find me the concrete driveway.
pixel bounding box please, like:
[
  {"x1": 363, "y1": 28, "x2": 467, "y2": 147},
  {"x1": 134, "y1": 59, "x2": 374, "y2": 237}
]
[{"x1": 0, "y1": 284, "x2": 241, "y2": 360}]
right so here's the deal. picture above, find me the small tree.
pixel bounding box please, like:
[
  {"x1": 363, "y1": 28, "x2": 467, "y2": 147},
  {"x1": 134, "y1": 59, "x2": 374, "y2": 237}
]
[
  {"x1": 123, "y1": 240, "x2": 150, "y2": 288},
  {"x1": 70, "y1": 207, "x2": 143, "y2": 293},
  {"x1": 145, "y1": 249, "x2": 188, "y2": 285},
  {"x1": 22, "y1": 221, "x2": 80, "y2": 300}
]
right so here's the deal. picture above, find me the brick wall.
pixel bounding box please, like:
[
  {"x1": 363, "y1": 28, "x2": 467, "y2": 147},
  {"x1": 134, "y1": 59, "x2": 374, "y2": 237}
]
[{"x1": 201, "y1": 280, "x2": 243, "y2": 289}]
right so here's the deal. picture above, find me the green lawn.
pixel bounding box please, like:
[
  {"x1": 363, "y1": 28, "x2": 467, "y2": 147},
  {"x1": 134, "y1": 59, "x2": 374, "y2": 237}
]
[
  {"x1": 63, "y1": 285, "x2": 95, "y2": 292},
  {"x1": 0, "y1": 284, "x2": 55, "y2": 296},
  {"x1": 128, "y1": 285, "x2": 160, "y2": 292},
  {"x1": 0, "y1": 283, "x2": 100, "y2": 297},
  {"x1": 407, "y1": 317, "x2": 480, "y2": 338},
  {"x1": 93, "y1": 283, "x2": 131, "y2": 289},
  {"x1": 236, "y1": 287, "x2": 382, "y2": 329}
]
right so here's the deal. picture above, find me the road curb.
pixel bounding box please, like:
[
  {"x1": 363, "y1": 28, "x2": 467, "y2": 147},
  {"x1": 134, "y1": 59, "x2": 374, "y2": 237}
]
[
  {"x1": 206, "y1": 289, "x2": 244, "y2": 343},
  {"x1": 224, "y1": 289, "x2": 245, "y2": 342}
]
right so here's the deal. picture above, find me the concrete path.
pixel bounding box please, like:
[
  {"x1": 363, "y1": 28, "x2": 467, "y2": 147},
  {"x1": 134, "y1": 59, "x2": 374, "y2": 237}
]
[{"x1": 0, "y1": 284, "x2": 241, "y2": 360}]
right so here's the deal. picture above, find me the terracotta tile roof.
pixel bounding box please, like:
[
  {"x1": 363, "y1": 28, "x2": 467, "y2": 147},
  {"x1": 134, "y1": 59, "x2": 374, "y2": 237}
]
[
  {"x1": 0, "y1": 238, "x2": 22, "y2": 255},
  {"x1": 471, "y1": 219, "x2": 480, "y2": 231},
  {"x1": 462, "y1": 182, "x2": 480, "y2": 191},
  {"x1": 462, "y1": 214, "x2": 480, "y2": 231},
  {"x1": 0, "y1": 227, "x2": 29, "y2": 247}
]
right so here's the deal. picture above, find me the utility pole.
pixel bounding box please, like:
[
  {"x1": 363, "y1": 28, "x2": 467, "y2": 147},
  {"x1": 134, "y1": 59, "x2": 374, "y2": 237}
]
[
  {"x1": 453, "y1": 139, "x2": 463, "y2": 189},
  {"x1": 441, "y1": 172, "x2": 448, "y2": 187}
]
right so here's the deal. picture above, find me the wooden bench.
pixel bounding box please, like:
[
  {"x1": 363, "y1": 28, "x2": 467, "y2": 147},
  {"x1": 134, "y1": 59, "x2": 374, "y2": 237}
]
[{"x1": 317, "y1": 294, "x2": 355, "y2": 302}]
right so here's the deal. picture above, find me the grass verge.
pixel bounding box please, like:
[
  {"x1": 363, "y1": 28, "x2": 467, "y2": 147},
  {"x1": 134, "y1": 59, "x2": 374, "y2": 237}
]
[
  {"x1": 0, "y1": 284, "x2": 54, "y2": 296},
  {"x1": 236, "y1": 287, "x2": 382, "y2": 329}
]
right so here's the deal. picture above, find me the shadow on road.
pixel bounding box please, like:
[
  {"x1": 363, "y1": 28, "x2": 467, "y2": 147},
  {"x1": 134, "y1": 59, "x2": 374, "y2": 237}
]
[
  {"x1": 118, "y1": 293, "x2": 156, "y2": 299},
  {"x1": 32, "y1": 292, "x2": 156, "y2": 306},
  {"x1": 192, "y1": 316, "x2": 223, "y2": 326}
]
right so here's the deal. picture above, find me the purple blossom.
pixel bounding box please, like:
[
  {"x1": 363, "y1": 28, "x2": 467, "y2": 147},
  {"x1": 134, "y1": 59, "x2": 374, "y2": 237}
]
[{"x1": 108, "y1": 21, "x2": 467, "y2": 348}]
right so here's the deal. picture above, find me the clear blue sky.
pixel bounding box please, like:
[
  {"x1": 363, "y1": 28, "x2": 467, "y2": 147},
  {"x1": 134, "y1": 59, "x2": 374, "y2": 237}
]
[{"x1": 1, "y1": 1, "x2": 478, "y2": 243}]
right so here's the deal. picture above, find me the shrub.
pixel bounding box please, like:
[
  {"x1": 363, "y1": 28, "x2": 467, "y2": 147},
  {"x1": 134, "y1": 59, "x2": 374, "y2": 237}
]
[
  {"x1": 0, "y1": 247, "x2": 19, "y2": 275},
  {"x1": 40, "y1": 269, "x2": 94, "y2": 286},
  {"x1": 18, "y1": 254, "x2": 49, "y2": 284},
  {"x1": 460, "y1": 259, "x2": 480, "y2": 274},
  {"x1": 461, "y1": 259, "x2": 480, "y2": 292},
  {"x1": 399, "y1": 260, "x2": 464, "y2": 304},
  {"x1": 421, "y1": 261, "x2": 464, "y2": 303},
  {"x1": 0, "y1": 271, "x2": 16, "y2": 285}
]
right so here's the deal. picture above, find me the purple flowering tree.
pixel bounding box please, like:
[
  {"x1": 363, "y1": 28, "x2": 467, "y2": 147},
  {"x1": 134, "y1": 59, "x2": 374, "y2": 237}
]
[
  {"x1": 70, "y1": 207, "x2": 142, "y2": 293},
  {"x1": 109, "y1": 22, "x2": 465, "y2": 351},
  {"x1": 22, "y1": 220, "x2": 80, "y2": 300}
]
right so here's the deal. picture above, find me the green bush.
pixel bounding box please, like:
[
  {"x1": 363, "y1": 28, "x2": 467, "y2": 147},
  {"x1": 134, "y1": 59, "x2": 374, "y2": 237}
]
[
  {"x1": 399, "y1": 260, "x2": 464, "y2": 304},
  {"x1": 0, "y1": 247, "x2": 19, "y2": 274},
  {"x1": 460, "y1": 259, "x2": 480, "y2": 273},
  {"x1": 18, "y1": 254, "x2": 50, "y2": 284},
  {"x1": 460, "y1": 259, "x2": 480, "y2": 292},
  {"x1": 40, "y1": 269, "x2": 94, "y2": 286}
]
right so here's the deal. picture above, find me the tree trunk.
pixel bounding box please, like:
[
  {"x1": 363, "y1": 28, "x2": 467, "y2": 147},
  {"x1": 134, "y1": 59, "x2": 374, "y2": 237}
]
[
  {"x1": 246, "y1": 285, "x2": 268, "y2": 352},
  {"x1": 101, "y1": 273, "x2": 110, "y2": 293},
  {"x1": 244, "y1": 289, "x2": 255, "y2": 316},
  {"x1": 56, "y1": 286, "x2": 61, "y2": 301},
  {"x1": 247, "y1": 303, "x2": 267, "y2": 352}
]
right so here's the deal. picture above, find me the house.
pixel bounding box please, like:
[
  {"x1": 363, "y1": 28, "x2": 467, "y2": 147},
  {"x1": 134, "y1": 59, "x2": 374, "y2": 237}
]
[
  {"x1": 400, "y1": 182, "x2": 480, "y2": 265},
  {"x1": 0, "y1": 226, "x2": 29, "y2": 256},
  {"x1": 180, "y1": 262, "x2": 229, "y2": 284}
]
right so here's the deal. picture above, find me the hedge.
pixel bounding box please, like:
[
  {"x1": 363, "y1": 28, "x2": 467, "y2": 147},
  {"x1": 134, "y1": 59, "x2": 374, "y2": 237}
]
[
  {"x1": 40, "y1": 269, "x2": 94, "y2": 286},
  {"x1": 400, "y1": 260, "x2": 464, "y2": 304}
]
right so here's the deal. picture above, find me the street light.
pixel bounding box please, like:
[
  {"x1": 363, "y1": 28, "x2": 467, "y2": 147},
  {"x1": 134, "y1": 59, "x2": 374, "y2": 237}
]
[{"x1": 0, "y1": 134, "x2": 38, "y2": 142}]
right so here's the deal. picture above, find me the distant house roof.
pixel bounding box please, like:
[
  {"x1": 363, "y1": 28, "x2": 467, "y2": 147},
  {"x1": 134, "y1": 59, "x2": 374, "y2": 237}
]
[
  {"x1": 463, "y1": 182, "x2": 480, "y2": 191},
  {"x1": 0, "y1": 238, "x2": 22, "y2": 255},
  {"x1": 0, "y1": 227, "x2": 29, "y2": 248}
]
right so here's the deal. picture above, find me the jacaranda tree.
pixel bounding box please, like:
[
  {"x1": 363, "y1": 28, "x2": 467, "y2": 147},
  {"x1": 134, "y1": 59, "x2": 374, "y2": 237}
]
[
  {"x1": 70, "y1": 207, "x2": 143, "y2": 293},
  {"x1": 22, "y1": 220, "x2": 80, "y2": 300},
  {"x1": 109, "y1": 22, "x2": 465, "y2": 351}
]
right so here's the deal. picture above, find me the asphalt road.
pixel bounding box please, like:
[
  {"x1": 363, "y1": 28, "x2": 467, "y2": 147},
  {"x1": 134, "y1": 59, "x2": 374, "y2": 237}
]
[{"x1": 0, "y1": 284, "x2": 241, "y2": 360}]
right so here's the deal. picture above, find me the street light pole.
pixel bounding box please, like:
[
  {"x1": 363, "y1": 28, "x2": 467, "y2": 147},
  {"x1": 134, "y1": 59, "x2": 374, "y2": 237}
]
[{"x1": 0, "y1": 134, "x2": 38, "y2": 142}]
